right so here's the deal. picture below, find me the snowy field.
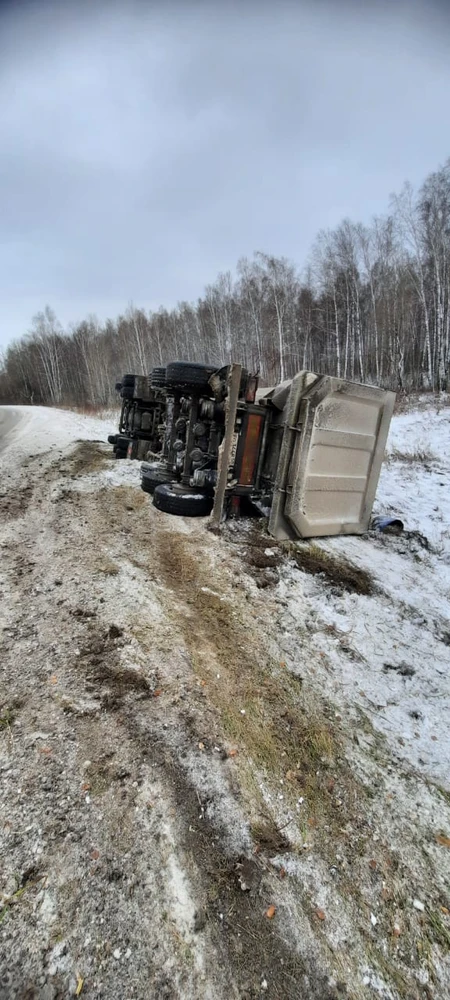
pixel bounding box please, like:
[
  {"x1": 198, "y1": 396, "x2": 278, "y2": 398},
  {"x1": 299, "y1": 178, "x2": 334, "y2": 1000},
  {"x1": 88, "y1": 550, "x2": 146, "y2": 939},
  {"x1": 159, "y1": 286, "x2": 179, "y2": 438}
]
[{"x1": 275, "y1": 401, "x2": 450, "y2": 787}]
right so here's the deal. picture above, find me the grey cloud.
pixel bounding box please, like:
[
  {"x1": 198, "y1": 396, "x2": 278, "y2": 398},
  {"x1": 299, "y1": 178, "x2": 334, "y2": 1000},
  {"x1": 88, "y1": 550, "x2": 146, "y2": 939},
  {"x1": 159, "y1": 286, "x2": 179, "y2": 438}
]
[{"x1": 1, "y1": 0, "x2": 450, "y2": 345}]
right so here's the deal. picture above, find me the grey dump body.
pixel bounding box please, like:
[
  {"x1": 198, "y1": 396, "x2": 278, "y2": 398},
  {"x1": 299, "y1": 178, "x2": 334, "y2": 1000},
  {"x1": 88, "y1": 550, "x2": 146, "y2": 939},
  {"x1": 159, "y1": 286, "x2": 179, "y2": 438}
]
[
  {"x1": 266, "y1": 371, "x2": 395, "y2": 539},
  {"x1": 209, "y1": 365, "x2": 395, "y2": 538}
]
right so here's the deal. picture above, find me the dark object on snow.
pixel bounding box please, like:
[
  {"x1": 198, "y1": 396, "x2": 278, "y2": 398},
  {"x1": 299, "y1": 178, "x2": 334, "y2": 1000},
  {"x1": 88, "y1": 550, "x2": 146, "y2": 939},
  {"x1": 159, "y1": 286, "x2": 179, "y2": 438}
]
[
  {"x1": 383, "y1": 661, "x2": 415, "y2": 677},
  {"x1": 371, "y1": 515, "x2": 404, "y2": 535},
  {"x1": 153, "y1": 482, "x2": 214, "y2": 517}
]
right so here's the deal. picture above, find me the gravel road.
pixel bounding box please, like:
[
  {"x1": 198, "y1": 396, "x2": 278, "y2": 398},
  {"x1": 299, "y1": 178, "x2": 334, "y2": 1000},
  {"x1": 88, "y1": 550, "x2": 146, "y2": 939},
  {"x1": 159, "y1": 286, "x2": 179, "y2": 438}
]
[{"x1": 0, "y1": 408, "x2": 27, "y2": 455}]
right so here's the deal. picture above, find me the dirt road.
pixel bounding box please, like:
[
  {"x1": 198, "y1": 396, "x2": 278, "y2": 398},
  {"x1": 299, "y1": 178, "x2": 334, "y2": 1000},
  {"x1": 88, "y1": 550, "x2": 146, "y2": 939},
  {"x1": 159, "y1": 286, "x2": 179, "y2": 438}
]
[
  {"x1": 0, "y1": 408, "x2": 28, "y2": 455},
  {"x1": 1, "y1": 410, "x2": 449, "y2": 999}
]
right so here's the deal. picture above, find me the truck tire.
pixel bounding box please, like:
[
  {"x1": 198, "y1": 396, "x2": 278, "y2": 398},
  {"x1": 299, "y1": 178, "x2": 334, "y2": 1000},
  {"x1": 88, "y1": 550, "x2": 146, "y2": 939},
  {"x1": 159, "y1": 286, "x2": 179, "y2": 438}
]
[
  {"x1": 150, "y1": 366, "x2": 167, "y2": 388},
  {"x1": 141, "y1": 461, "x2": 165, "y2": 476},
  {"x1": 116, "y1": 435, "x2": 131, "y2": 449},
  {"x1": 141, "y1": 462, "x2": 172, "y2": 494},
  {"x1": 165, "y1": 362, "x2": 216, "y2": 395},
  {"x1": 141, "y1": 471, "x2": 172, "y2": 494},
  {"x1": 153, "y1": 483, "x2": 213, "y2": 517}
]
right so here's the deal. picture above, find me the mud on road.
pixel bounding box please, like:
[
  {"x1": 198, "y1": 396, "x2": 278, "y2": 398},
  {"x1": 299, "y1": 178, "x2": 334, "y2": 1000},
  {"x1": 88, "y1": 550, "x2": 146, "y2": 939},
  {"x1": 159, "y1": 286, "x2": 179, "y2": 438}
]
[{"x1": 1, "y1": 438, "x2": 450, "y2": 1000}]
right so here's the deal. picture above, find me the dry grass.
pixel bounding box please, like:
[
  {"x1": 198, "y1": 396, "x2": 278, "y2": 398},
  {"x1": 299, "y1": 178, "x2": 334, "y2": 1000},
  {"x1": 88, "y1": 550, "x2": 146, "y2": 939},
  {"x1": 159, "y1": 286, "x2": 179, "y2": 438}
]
[
  {"x1": 96, "y1": 556, "x2": 120, "y2": 576},
  {"x1": 66, "y1": 440, "x2": 110, "y2": 477},
  {"x1": 153, "y1": 530, "x2": 363, "y2": 836},
  {"x1": 389, "y1": 446, "x2": 437, "y2": 465},
  {"x1": 65, "y1": 404, "x2": 120, "y2": 419},
  {"x1": 284, "y1": 541, "x2": 375, "y2": 596},
  {"x1": 251, "y1": 818, "x2": 291, "y2": 853},
  {"x1": 394, "y1": 389, "x2": 450, "y2": 414}
]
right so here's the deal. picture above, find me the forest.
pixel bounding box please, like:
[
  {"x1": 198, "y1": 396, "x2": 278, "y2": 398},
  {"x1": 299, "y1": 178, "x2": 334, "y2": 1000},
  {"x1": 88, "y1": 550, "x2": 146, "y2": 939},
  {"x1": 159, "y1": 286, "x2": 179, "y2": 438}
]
[{"x1": 1, "y1": 159, "x2": 449, "y2": 406}]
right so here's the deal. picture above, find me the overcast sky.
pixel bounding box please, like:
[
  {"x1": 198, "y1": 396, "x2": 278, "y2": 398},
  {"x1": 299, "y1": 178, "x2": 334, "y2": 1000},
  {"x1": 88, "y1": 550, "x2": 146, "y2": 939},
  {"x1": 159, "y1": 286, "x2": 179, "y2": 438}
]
[{"x1": 1, "y1": 0, "x2": 450, "y2": 349}]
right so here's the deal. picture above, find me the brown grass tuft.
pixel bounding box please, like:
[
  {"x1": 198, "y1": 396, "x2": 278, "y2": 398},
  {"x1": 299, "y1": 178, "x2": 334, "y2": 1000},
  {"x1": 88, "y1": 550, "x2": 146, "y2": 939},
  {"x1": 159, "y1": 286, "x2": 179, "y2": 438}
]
[
  {"x1": 285, "y1": 541, "x2": 375, "y2": 595},
  {"x1": 389, "y1": 447, "x2": 437, "y2": 465},
  {"x1": 66, "y1": 440, "x2": 110, "y2": 477}
]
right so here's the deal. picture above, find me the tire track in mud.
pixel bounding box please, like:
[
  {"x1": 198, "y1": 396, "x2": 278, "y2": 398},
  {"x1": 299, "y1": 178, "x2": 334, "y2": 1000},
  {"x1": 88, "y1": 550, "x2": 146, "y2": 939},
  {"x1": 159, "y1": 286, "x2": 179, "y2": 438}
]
[
  {"x1": 1, "y1": 450, "x2": 220, "y2": 999},
  {"x1": 3, "y1": 441, "x2": 448, "y2": 1000},
  {"x1": 1, "y1": 444, "x2": 344, "y2": 1000},
  {"x1": 51, "y1": 459, "x2": 345, "y2": 999}
]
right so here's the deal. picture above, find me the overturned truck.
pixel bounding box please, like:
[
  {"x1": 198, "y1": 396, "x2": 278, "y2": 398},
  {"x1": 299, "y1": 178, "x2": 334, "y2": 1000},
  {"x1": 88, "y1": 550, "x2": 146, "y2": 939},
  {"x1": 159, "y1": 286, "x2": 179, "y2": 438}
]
[
  {"x1": 108, "y1": 369, "x2": 167, "y2": 460},
  {"x1": 112, "y1": 361, "x2": 395, "y2": 539}
]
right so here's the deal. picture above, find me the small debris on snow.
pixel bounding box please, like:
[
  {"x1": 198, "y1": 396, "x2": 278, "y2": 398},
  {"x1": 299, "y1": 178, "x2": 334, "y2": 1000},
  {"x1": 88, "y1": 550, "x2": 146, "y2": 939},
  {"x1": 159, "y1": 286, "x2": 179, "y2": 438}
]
[
  {"x1": 413, "y1": 898, "x2": 425, "y2": 912},
  {"x1": 113, "y1": 949, "x2": 121, "y2": 960},
  {"x1": 370, "y1": 912, "x2": 378, "y2": 926}
]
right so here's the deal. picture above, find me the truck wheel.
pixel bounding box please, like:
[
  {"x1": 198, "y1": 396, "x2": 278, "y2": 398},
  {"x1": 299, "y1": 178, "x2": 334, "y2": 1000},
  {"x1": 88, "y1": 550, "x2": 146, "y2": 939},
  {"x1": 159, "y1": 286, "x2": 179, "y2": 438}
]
[
  {"x1": 141, "y1": 470, "x2": 172, "y2": 494},
  {"x1": 116, "y1": 435, "x2": 131, "y2": 449},
  {"x1": 141, "y1": 462, "x2": 172, "y2": 494},
  {"x1": 150, "y1": 366, "x2": 167, "y2": 388},
  {"x1": 165, "y1": 362, "x2": 216, "y2": 395},
  {"x1": 153, "y1": 483, "x2": 213, "y2": 517}
]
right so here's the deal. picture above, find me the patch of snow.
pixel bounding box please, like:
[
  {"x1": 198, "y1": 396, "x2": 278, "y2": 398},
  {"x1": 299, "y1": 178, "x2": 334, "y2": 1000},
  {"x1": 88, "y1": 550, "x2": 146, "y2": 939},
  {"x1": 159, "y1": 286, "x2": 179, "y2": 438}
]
[
  {"x1": 0, "y1": 405, "x2": 115, "y2": 463},
  {"x1": 386, "y1": 407, "x2": 449, "y2": 462},
  {"x1": 76, "y1": 461, "x2": 142, "y2": 491},
  {"x1": 276, "y1": 403, "x2": 450, "y2": 789}
]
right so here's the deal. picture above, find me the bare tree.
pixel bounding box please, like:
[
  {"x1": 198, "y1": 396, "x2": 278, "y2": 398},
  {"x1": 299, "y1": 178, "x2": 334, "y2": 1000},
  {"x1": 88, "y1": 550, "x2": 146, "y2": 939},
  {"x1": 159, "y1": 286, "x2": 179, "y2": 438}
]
[{"x1": 2, "y1": 158, "x2": 450, "y2": 407}]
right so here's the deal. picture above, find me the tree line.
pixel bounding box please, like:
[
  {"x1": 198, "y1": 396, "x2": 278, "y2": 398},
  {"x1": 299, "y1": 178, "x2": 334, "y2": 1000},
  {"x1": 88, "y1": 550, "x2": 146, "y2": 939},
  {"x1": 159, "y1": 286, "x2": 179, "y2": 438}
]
[{"x1": 1, "y1": 158, "x2": 449, "y2": 407}]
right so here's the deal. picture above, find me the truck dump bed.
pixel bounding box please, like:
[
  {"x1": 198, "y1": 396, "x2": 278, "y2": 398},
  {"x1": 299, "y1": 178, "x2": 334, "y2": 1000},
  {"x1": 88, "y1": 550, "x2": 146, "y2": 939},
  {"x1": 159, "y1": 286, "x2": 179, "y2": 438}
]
[{"x1": 268, "y1": 372, "x2": 395, "y2": 539}]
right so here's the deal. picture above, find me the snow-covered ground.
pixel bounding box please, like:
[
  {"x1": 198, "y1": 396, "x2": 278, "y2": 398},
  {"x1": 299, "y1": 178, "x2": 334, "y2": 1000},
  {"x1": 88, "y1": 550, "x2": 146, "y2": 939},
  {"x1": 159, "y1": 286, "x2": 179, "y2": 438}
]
[
  {"x1": 277, "y1": 402, "x2": 450, "y2": 788},
  {"x1": 0, "y1": 405, "x2": 116, "y2": 467}
]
